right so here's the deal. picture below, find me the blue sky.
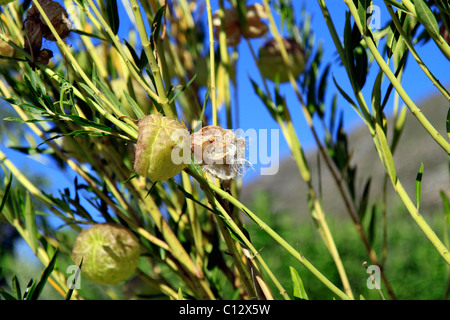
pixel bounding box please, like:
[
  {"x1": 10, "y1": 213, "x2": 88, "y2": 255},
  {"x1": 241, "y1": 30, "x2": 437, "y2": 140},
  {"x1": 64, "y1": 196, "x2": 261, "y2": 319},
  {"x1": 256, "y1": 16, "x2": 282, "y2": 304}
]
[
  {"x1": 2, "y1": 0, "x2": 450, "y2": 198},
  {"x1": 209, "y1": 0, "x2": 450, "y2": 183}
]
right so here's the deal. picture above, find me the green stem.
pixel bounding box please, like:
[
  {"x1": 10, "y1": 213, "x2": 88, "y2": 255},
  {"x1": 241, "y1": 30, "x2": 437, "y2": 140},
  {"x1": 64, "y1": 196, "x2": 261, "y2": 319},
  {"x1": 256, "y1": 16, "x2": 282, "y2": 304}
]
[
  {"x1": 385, "y1": 3, "x2": 450, "y2": 101},
  {"x1": 262, "y1": 0, "x2": 354, "y2": 299},
  {"x1": 206, "y1": 0, "x2": 218, "y2": 126},
  {"x1": 401, "y1": 0, "x2": 450, "y2": 60},
  {"x1": 345, "y1": 0, "x2": 450, "y2": 154},
  {"x1": 189, "y1": 169, "x2": 351, "y2": 300},
  {"x1": 129, "y1": 0, "x2": 176, "y2": 119},
  {"x1": 317, "y1": 0, "x2": 398, "y2": 300},
  {"x1": 30, "y1": 0, "x2": 138, "y2": 138}
]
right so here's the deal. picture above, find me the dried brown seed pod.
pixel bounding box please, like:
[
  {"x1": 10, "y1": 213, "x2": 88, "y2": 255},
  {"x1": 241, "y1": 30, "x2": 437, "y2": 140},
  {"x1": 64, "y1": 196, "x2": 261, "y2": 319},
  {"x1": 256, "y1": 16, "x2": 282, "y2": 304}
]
[
  {"x1": 191, "y1": 126, "x2": 249, "y2": 180},
  {"x1": 134, "y1": 114, "x2": 190, "y2": 181},
  {"x1": 23, "y1": 17, "x2": 43, "y2": 61},
  {"x1": 258, "y1": 38, "x2": 306, "y2": 83},
  {"x1": 38, "y1": 0, "x2": 72, "y2": 41},
  {"x1": 36, "y1": 48, "x2": 53, "y2": 65},
  {"x1": 212, "y1": 3, "x2": 268, "y2": 47}
]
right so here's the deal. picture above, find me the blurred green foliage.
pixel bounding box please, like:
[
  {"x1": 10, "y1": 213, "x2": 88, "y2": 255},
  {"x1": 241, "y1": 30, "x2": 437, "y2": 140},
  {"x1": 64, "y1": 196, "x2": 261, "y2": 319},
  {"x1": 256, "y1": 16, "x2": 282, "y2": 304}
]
[{"x1": 245, "y1": 190, "x2": 450, "y2": 300}]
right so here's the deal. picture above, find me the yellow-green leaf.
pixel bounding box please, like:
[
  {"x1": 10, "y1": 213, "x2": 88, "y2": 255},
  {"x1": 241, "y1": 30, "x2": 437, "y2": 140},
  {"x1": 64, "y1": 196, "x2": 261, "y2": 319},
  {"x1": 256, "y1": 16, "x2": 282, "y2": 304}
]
[{"x1": 290, "y1": 266, "x2": 308, "y2": 300}]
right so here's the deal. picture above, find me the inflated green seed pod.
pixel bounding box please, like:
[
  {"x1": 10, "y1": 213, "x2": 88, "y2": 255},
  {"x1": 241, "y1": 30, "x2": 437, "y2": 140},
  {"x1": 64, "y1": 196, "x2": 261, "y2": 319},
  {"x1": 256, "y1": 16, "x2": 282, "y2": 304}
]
[
  {"x1": 72, "y1": 223, "x2": 140, "y2": 285},
  {"x1": 258, "y1": 38, "x2": 306, "y2": 83},
  {"x1": 134, "y1": 114, "x2": 190, "y2": 181}
]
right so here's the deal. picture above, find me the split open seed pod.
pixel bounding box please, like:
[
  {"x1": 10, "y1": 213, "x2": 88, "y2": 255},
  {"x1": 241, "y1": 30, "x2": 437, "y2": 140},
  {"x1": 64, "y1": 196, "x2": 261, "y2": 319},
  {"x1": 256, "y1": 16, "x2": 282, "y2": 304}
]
[
  {"x1": 258, "y1": 38, "x2": 306, "y2": 83},
  {"x1": 191, "y1": 126, "x2": 249, "y2": 180},
  {"x1": 72, "y1": 223, "x2": 141, "y2": 285},
  {"x1": 134, "y1": 114, "x2": 190, "y2": 181}
]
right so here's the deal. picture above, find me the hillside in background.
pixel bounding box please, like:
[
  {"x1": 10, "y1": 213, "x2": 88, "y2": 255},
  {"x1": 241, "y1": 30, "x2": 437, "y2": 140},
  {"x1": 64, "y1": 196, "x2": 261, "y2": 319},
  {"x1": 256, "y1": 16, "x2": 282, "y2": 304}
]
[{"x1": 240, "y1": 93, "x2": 450, "y2": 221}]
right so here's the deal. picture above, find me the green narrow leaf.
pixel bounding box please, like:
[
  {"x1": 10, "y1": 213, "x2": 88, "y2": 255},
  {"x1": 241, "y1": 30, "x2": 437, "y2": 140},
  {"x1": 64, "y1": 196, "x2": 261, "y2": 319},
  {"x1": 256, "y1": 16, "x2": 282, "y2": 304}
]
[
  {"x1": 177, "y1": 287, "x2": 184, "y2": 300},
  {"x1": 150, "y1": 5, "x2": 166, "y2": 49},
  {"x1": 0, "y1": 172, "x2": 12, "y2": 218},
  {"x1": 24, "y1": 192, "x2": 38, "y2": 254},
  {"x1": 357, "y1": 0, "x2": 371, "y2": 34},
  {"x1": 289, "y1": 266, "x2": 309, "y2": 300},
  {"x1": 30, "y1": 248, "x2": 59, "y2": 300},
  {"x1": 415, "y1": 163, "x2": 424, "y2": 210},
  {"x1": 11, "y1": 274, "x2": 22, "y2": 300},
  {"x1": 358, "y1": 178, "x2": 372, "y2": 221},
  {"x1": 71, "y1": 29, "x2": 109, "y2": 42},
  {"x1": 371, "y1": 70, "x2": 384, "y2": 119},
  {"x1": 65, "y1": 258, "x2": 82, "y2": 300},
  {"x1": 0, "y1": 289, "x2": 17, "y2": 300},
  {"x1": 123, "y1": 91, "x2": 146, "y2": 119},
  {"x1": 391, "y1": 105, "x2": 407, "y2": 152},
  {"x1": 446, "y1": 107, "x2": 450, "y2": 139},
  {"x1": 249, "y1": 77, "x2": 278, "y2": 120},
  {"x1": 332, "y1": 76, "x2": 364, "y2": 121},
  {"x1": 22, "y1": 279, "x2": 36, "y2": 300},
  {"x1": 197, "y1": 88, "x2": 210, "y2": 126},
  {"x1": 175, "y1": 183, "x2": 218, "y2": 214},
  {"x1": 169, "y1": 74, "x2": 197, "y2": 104},
  {"x1": 124, "y1": 40, "x2": 141, "y2": 70},
  {"x1": 440, "y1": 191, "x2": 450, "y2": 239},
  {"x1": 375, "y1": 122, "x2": 397, "y2": 185},
  {"x1": 414, "y1": 0, "x2": 440, "y2": 40},
  {"x1": 105, "y1": 0, "x2": 120, "y2": 35},
  {"x1": 367, "y1": 204, "x2": 377, "y2": 246}
]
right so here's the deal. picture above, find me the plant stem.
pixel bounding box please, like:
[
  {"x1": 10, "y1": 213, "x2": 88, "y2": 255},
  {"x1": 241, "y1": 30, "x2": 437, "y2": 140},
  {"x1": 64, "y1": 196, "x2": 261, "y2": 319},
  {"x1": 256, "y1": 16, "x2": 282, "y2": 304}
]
[
  {"x1": 262, "y1": 0, "x2": 354, "y2": 299},
  {"x1": 205, "y1": 0, "x2": 218, "y2": 126},
  {"x1": 384, "y1": 3, "x2": 450, "y2": 101},
  {"x1": 189, "y1": 168, "x2": 351, "y2": 300},
  {"x1": 317, "y1": 0, "x2": 398, "y2": 299},
  {"x1": 128, "y1": 0, "x2": 176, "y2": 119},
  {"x1": 345, "y1": 0, "x2": 450, "y2": 154}
]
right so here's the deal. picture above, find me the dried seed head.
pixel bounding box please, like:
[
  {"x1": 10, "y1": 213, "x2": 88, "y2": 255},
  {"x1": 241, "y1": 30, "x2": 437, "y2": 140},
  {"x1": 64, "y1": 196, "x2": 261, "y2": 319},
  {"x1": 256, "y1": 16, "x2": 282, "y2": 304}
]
[
  {"x1": 23, "y1": 18, "x2": 43, "y2": 61},
  {"x1": 134, "y1": 114, "x2": 190, "y2": 181},
  {"x1": 72, "y1": 223, "x2": 140, "y2": 285},
  {"x1": 39, "y1": 0, "x2": 72, "y2": 41},
  {"x1": 37, "y1": 48, "x2": 53, "y2": 65},
  {"x1": 191, "y1": 126, "x2": 250, "y2": 180},
  {"x1": 212, "y1": 3, "x2": 268, "y2": 47},
  {"x1": 242, "y1": 4, "x2": 268, "y2": 39},
  {"x1": 258, "y1": 38, "x2": 306, "y2": 83}
]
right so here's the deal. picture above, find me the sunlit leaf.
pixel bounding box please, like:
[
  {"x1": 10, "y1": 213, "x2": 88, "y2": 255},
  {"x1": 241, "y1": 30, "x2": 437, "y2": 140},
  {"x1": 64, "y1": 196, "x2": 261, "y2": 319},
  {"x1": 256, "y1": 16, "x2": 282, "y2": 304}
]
[{"x1": 289, "y1": 266, "x2": 308, "y2": 300}]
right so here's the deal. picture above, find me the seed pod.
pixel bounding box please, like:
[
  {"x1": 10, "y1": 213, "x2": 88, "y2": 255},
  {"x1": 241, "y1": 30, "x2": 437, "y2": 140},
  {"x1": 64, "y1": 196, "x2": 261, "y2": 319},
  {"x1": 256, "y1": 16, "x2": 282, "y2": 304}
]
[
  {"x1": 72, "y1": 223, "x2": 141, "y2": 285},
  {"x1": 37, "y1": 48, "x2": 53, "y2": 65},
  {"x1": 242, "y1": 4, "x2": 268, "y2": 39},
  {"x1": 191, "y1": 126, "x2": 249, "y2": 180},
  {"x1": 212, "y1": 4, "x2": 268, "y2": 47},
  {"x1": 23, "y1": 16, "x2": 43, "y2": 61},
  {"x1": 441, "y1": 23, "x2": 450, "y2": 45},
  {"x1": 39, "y1": 0, "x2": 72, "y2": 41},
  {"x1": 134, "y1": 114, "x2": 190, "y2": 181},
  {"x1": 258, "y1": 38, "x2": 306, "y2": 83},
  {"x1": 212, "y1": 8, "x2": 241, "y2": 46}
]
